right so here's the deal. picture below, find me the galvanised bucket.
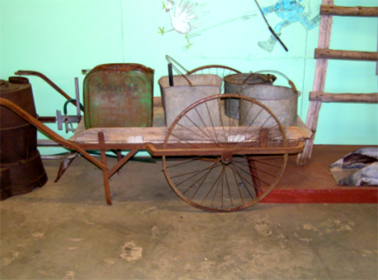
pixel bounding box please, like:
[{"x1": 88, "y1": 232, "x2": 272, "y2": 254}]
[
  {"x1": 224, "y1": 72, "x2": 276, "y2": 119},
  {"x1": 240, "y1": 72, "x2": 299, "y2": 127},
  {"x1": 159, "y1": 74, "x2": 223, "y2": 127}
]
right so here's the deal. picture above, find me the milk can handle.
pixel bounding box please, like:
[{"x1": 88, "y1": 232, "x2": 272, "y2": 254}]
[
  {"x1": 255, "y1": 70, "x2": 300, "y2": 95},
  {"x1": 165, "y1": 55, "x2": 194, "y2": 87}
]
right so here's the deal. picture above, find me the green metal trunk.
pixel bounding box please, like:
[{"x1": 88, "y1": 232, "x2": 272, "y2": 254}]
[{"x1": 83, "y1": 64, "x2": 154, "y2": 128}]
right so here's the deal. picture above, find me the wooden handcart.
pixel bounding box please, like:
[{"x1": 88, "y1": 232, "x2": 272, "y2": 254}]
[{"x1": 0, "y1": 92, "x2": 311, "y2": 212}]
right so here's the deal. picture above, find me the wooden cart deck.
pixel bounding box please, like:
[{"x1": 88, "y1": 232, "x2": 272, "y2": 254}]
[{"x1": 70, "y1": 101, "x2": 312, "y2": 146}]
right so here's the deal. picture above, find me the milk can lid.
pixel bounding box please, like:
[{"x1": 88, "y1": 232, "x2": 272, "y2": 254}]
[{"x1": 0, "y1": 77, "x2": 30, "y2": 92}]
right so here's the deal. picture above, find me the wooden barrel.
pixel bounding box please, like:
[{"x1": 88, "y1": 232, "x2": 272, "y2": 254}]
[
  {"x1": 0, "y1": 168, "x2": 12, "y2": 200},
  {"x1": 0, "y1": 77, "x2": 47, "y2": 196}
]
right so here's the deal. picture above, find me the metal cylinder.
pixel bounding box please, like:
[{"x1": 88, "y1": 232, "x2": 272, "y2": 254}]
[
  {"x1": 0, "y1": 77, "x2": 47, "y2": 197},
  {"x1": 159, "y1": 74, "x2": 223, "y2": 127},
  {"x1": 240, "y1": 84, "x2": 298, "y2": 127},
  {"x1": 1, "y1": 168, "x2": 12, "y2": 201},
  {"x1": 224, "y1": 73, "x2": 275, "y2": 119}
]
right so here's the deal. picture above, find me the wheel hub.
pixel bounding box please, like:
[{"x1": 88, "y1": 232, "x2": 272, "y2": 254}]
[{"x1": 221, "y1": 151, "x2": 233, "y2": 164}]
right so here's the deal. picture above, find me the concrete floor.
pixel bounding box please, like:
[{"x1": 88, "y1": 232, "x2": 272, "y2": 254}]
[{"x1": 1, "y1": 151, "x2": 378, "y2": 279}]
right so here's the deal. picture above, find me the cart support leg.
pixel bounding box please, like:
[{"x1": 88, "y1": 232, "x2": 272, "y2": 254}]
[
  {"x1": 108, "y1": 149, "x2": 138, "y2": 179},
  {"x1": 54, "y1": 152, "x2": 79, "y2": 182},
  {"x1": 247, "y1": 157, "x2": 262, "y2": 195},
  {"x1": 116, "y1": 150, "x2": 122, "y2": 175},
  {"x1": 98, "y1": 132, "x2": 112, "y2": 205}
]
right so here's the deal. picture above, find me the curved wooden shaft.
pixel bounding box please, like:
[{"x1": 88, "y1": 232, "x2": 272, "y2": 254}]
[{"x1": 0, "y1": 98, "x2": 105, "y2": 169}]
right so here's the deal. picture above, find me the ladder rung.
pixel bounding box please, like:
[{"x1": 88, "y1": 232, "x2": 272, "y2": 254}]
[
  {"x1": 315, "y1": 49, "x2": 378, "y2": 61},
  {"x1": 320, "y1": 5, "x2": 378, "y2": 17},
  {"x1": 310, "y1": 92, "x2": 378, "y2": 103}
]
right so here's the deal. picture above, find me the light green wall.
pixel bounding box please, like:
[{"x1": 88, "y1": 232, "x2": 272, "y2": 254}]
[{"x1": 1, "y1": 0, "x2": 377, "y2": 155}]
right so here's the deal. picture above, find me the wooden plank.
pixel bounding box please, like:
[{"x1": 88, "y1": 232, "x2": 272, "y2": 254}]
[
  {"x1": 315, "y1": 48, "x2": 378, "y2": 61},
  {"x1": 262, "y1": 189, "x2": 378, "y2": 203},
  {"x1": 320, "y1": 5, "x2": 378, "y2": 17},
  {"x1": 310, "y1": 92, "x2": 378, "y2": 103},
  {"x1": 146, "y1": 142, "x2": 305, "y2": 157},
  {"x1": 69, "y1": 125, "x2": 311, "y2": 145}
]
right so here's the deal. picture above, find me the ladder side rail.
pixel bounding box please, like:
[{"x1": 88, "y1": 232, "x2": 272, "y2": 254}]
[{"x1": 297, "y1": 0, "x2": 334, "y2": 166}]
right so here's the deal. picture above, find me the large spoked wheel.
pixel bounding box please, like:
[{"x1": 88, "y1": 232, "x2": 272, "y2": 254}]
[{"x1": 162, "y1": 94, "x2": 288, "y2": 212}]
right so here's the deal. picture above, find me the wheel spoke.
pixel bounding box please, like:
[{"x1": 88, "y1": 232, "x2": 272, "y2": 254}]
[
  {"x1": 243, "y1": 156, "x2": 284, "y2": 169},
  {"x1": 204, "y1": 101, "x2": 220, "y2": 144},
  {"x1": 187, "y1": 167, "x2": 213, "y2": 198},
  {"x1": 230, "y1": 163, "x2": 245, "y2": 204},
  {"x1": 175, "y1": 160, "x2": 220, "y2": 188},
  {"x1": 233, "y1": 107, "x2": 264, "y2": 148},
  {"x1": 201, "y1": 166, "x2": 224, "y2": 205},
  {"x1": 232, "y1": 161, "x2": 271, "y2": 187},
  {"x1": 234, "y1": 158, "x2": 282, "y2": 178},
  {"x1": 230, "y1": 161, "x2": 262, "y2": 190},
  {"x1": 224, "y1": 166, "x2": 234, "y2": 207},
  {"x1": 194, "y1": 107, "x2": 219, "y2": 145},
  {"x1": 165, "y1": 157, "x2": 204, "y2": 169},
  {"x1": 229, "y1": 162, "x2": 256, "y2": 200},
  {"x1": 177, "y1": 119, "x2": 216, "y2": 145},
  {"x1": 217, "y1": 98, "x2": 227, "y2": 141},
  {"x1": 184, "y1": 162, "x2": 221, "y2": 197},
  {"x1": 169, "y1": 132, "x2": 201, "y2": 149}
]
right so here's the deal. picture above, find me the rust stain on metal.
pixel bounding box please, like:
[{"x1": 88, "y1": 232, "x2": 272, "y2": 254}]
[{"x1": 83, "y1": 64, "x2": 154, "y2": 128}]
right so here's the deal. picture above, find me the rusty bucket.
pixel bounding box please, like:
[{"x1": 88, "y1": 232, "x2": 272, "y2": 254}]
[
  {"x1": 224, "y1": 72, "x2": 276, "y2": 119},
  {"x1": 0, "y1": 77, "x2": 47, "y2": 196}
]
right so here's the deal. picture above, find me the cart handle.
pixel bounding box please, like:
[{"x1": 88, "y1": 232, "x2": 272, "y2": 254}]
[
  {"x1": 254, "y1": 69, "x2": 300, "y2": 95},
  {"x1": 14, "y1": 70, "x2": 84, "y2": 111},
  {"x1": 165, "y1": 55, "x2": 194, "y2": 87}
]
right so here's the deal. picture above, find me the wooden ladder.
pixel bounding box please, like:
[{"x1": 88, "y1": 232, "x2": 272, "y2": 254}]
[{"x1": 297, "y1": 0, "x2": 378, "y2": 166}]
